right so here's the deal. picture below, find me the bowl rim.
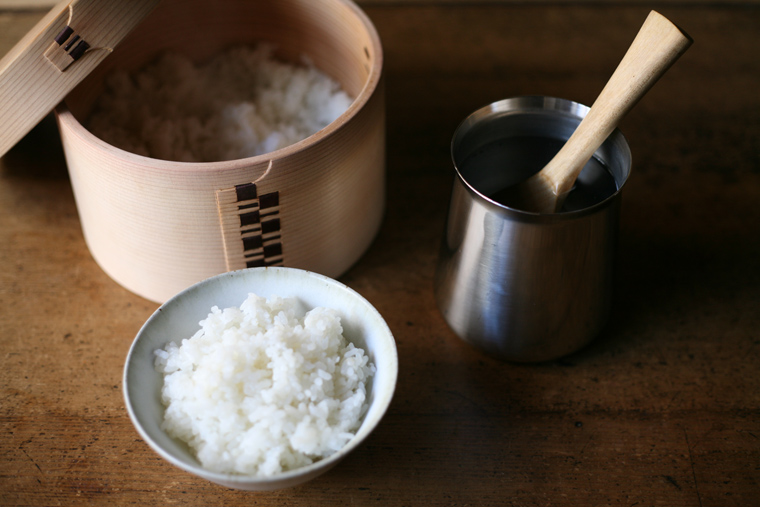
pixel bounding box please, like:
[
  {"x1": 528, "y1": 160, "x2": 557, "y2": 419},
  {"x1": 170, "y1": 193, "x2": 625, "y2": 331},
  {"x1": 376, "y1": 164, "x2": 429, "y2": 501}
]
[{"x1": 122, "y1": 266, "x2": 398, "y2": 488}]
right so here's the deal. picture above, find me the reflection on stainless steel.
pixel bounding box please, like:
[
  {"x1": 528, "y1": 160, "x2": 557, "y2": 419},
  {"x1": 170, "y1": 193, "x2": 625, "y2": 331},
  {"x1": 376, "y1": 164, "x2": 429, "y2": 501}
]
[{"x1": 434, "y1": 96, "x2": 631, "y2": 362}]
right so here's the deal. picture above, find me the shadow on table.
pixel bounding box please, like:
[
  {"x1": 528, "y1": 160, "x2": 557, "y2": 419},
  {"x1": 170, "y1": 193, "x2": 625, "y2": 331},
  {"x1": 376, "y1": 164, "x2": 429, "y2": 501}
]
[{"x1": 1, "y1": 113, "x2": 67, "y2": 179}]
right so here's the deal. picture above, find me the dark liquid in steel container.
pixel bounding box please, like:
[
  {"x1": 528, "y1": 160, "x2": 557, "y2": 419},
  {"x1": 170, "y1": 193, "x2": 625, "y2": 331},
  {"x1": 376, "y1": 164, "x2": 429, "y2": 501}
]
[{"x1": 459, "y1": 136, "x2": 618, "y2": 212}]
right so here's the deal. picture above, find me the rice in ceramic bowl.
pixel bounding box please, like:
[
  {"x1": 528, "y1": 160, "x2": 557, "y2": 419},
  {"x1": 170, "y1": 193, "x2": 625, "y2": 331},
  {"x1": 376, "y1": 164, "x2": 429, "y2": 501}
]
[
  {"x1": 123, "y1": 267, "x2": 397, "y2": 491},
  {"x1": 154, "y1": 293, "x2": 374, "y2": 476}
]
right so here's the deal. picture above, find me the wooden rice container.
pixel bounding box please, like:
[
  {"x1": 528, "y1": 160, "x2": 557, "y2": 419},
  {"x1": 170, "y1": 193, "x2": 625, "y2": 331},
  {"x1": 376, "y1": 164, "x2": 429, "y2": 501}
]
[{"x1": 55, "y1": 0, "x2": 385, "y2": 303}]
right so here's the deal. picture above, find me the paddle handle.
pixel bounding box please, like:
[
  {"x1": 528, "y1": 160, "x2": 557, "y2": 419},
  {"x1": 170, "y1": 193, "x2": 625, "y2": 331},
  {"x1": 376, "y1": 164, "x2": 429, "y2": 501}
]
[{"x1": 543, "y1": 10, "x2": 693, "y2": 196}]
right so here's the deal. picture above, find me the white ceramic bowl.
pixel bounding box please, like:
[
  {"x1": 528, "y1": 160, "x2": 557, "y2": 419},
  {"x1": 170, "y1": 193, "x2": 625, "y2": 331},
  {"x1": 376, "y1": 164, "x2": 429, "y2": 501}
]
[{"x1": 123, "y1": 267, "x2": 398, "y2": 490}]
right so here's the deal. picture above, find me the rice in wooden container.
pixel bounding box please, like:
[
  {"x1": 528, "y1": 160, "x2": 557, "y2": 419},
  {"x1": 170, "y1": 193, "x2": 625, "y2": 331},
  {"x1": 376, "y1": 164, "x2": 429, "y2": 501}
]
[{"x1": 56, "y1": 0, "x2": 385, "y2": 303}]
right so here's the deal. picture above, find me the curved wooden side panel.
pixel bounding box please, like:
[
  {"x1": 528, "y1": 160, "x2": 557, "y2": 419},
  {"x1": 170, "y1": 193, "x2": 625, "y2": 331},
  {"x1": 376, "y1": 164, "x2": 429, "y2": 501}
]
[{"x1": 56, "y1": 0, "x2": 385, "y2": 303}]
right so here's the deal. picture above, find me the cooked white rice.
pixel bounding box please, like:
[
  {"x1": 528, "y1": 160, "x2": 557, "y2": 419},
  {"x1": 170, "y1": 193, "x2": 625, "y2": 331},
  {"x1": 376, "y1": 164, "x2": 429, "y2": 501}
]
[
  {"x1": 154, "y1": 293, "x2": 375, "y2": 476},
  {"x1": 88, "y1": 44, "x2": 353, "y2": 162}
]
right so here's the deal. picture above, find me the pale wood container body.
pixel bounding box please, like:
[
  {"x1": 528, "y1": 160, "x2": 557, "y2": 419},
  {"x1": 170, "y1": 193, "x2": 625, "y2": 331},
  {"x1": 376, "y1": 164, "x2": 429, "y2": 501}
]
[{"x1": 55, "y1": 0, "x2": 385, "y2": 303}]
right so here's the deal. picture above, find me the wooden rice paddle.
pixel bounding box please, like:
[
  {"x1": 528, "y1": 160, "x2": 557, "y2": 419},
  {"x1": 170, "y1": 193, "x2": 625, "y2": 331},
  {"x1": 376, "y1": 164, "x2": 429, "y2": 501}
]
[{"x1": 505, "y1": 11, "x2": 692, "y2": 213}]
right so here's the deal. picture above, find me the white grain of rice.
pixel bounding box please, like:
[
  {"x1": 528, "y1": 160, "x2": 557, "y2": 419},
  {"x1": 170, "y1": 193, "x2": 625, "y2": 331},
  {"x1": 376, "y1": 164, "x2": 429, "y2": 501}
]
[
  {"x1": 88, "y1": 44, "x2": 353, "y2": 162},
  {"x1": 153, "y1": 293, "x2": 374, "y2": 476}
]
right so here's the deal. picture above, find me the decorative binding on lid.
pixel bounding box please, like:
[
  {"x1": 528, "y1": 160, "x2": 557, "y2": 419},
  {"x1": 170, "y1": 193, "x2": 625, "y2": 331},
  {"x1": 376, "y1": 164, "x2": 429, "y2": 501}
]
[
  {"x1": 0, "y1": 0, "x2": 161, "y2": 158},
  {"x1": 44, "y1": 24, "x2": 92, "y2": 72}
]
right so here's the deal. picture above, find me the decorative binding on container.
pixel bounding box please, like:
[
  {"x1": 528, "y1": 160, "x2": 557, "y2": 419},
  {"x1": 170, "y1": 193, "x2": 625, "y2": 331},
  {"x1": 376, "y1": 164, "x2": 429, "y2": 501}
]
[{"x1": 217, "y1": 182, "x2": 284, "y2": 271}]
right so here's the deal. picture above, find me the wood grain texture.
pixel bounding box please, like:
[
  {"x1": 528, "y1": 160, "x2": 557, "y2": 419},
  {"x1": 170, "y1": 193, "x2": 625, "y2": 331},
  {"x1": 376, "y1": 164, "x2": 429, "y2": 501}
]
[
  {"x1": 1, "y1": 2, "x2": 759, "y2": 506},
  {"x1": 0, "y1": 0, "x2": 161, "y2": 158},
  {"x1": 55, "y1": 0, "x2": 385, "y2": 303}
]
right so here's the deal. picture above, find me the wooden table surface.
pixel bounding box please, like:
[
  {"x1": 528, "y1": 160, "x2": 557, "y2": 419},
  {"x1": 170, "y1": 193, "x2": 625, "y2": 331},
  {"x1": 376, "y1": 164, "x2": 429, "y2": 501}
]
[{"x1": 1, "y1": 2, "x2": 758, "y2": 506}]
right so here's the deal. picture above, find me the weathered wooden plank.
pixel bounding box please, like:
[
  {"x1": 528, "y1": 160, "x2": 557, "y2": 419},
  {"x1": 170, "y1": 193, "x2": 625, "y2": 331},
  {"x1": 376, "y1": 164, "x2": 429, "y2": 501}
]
[{"x1": 1, "y1": 2, "x2": 758, "y2": 506}]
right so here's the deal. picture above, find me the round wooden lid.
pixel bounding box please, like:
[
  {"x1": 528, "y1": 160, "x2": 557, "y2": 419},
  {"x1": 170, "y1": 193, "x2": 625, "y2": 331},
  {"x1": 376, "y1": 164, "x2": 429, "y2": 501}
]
[{"x1": 0, "y1": 0, "x2": 161, "y2": 158}]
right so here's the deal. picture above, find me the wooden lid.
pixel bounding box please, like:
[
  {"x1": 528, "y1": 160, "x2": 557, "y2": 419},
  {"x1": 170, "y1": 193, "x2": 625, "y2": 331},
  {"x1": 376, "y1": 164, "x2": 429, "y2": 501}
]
[{"x1": 0, "y1": 0, "x2": 161, "y2": 158}]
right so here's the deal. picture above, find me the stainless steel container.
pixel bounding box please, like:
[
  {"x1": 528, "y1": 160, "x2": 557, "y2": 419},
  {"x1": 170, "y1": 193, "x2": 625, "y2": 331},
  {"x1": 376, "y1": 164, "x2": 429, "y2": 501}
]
[{"x1": 434, "y1": 96, "x2": 631, "y2": 362}]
